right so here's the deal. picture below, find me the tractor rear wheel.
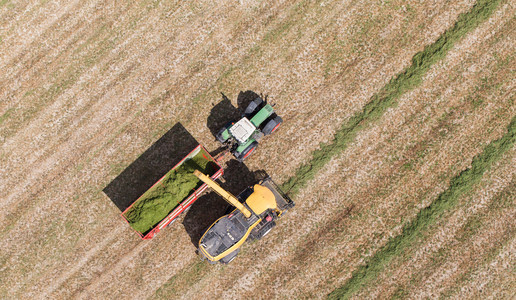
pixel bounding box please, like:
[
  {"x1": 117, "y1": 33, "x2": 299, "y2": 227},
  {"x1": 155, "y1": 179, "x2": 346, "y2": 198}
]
[
  {"x1": 262, "y1": 116, "x2": 283, "y2": 136},
  {"x1": 243, "y1": 97, "x2": 264, "y2": 118}
]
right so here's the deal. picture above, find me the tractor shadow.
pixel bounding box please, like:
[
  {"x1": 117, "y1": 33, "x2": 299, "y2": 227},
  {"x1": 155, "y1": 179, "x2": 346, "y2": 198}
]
[
  {"x1": 206, "y1": 93, "x2": 240, "y2": 139},
  {"x1": 236, "y1": 90, "x2": 262, "y2": 113},
  {"x1": 103, "y1": 122, "x2": 199, "y2": 212},
  {"x1": 182, "y1": 159, "x2": 268, "y2": 247},
  {"x1": 206, "y1": 90, "x2": 262, "y2": 138}
]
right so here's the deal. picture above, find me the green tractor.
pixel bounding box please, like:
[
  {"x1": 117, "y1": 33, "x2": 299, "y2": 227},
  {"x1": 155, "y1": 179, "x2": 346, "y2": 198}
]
[{"x1": 216, "y1": 96, "x2": 283, "y2": 161}]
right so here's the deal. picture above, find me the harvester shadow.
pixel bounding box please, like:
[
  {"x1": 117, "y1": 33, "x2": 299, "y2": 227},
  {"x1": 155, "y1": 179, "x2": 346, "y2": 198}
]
[
  {"x1": 208, "y1": 146, "x2": 229, "y2": 159},
  {"x1": 103, "y1": 122, "x2": 199, "y2": 212},
  {"x1": 182, "y1": 159, "x2": 268, "y2": 247},
  {"x1": 206, "y1": 90, "x2": 262, "y2": 139}
]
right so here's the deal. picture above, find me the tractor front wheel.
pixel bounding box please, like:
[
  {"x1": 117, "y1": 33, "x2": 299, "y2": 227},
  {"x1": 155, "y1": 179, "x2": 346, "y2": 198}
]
[
  {"x1": 216, "y1": 121, "x2": 233, "y2": 143},
  {"x1": 235, "y1": 141, "x2": 258, "y2": 162}
]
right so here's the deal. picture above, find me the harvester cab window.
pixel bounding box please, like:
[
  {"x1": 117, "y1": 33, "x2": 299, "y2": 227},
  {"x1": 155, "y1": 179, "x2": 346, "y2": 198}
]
[{"x1": 201, "y1": 213, "x2": 248, "y2": 257}]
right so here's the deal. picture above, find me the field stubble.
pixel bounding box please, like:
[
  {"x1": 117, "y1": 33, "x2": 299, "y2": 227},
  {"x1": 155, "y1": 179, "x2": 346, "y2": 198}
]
[
  {"x1": 0, "y1": 0, "x2": 513, "y2": 299},
  {"x1": 164, "y1": 2, "x2": 515, "y2": 299}
]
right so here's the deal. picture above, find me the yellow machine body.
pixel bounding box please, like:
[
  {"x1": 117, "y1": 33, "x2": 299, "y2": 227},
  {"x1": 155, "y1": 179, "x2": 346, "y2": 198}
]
[
  {"x1": 194, "y1": 170, "x2": 294, "y2": 264},
  {"x1": 198, "y1": 209, "x2": 261, "y2": 262},
  {"x1": 245, "y1": 184, "x2": 277, "y2": 215}
]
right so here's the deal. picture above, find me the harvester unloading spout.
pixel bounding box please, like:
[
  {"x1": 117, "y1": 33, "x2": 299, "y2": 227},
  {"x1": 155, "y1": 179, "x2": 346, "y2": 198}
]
[{"x1": 193, "y1": 170, "x2": 252, "y2": 218}]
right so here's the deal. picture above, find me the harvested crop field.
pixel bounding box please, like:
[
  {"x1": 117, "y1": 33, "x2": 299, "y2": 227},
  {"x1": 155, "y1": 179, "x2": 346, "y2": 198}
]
[{"x1": 0, "y1": 0, "x2": 514, "y2": 299}]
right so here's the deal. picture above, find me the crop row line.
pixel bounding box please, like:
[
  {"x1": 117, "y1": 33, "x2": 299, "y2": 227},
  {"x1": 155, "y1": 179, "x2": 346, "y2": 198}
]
[
  {"x1": 153, "y1": 0, "x2": 505, "y2": 297},
  {"x1": 328, "y1": 114, "x2": 514, "y2": 299},
  {"x1": 281, "y1": 0, "x2": 504, "y2": 197}
]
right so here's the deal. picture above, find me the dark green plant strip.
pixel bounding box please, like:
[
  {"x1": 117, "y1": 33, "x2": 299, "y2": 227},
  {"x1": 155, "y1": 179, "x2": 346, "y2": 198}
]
[
  {"x1": 328, "y1": 116, "x2": 515, "y2": 300},
  {"x1": 123, "y1": 151, "x2": 217, "y2": 234},
  {"x1": 281, "y1": 0, "x2": 503, "y2": 196}
]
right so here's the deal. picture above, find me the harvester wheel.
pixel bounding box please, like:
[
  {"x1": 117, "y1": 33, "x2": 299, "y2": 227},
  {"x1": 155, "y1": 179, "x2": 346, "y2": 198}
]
[
  {"x1": 252, "y1": 221, "x2": 276, "y2": 240},
  {"x1": 220, "y1": 248, "x2": 240, "y2": 264},
  {"x1": 262, "y1": 116, "x2": 283, "y2": 136},
  {"x1": 235, "y1": 141, "x2": 258, "y2": 162}
]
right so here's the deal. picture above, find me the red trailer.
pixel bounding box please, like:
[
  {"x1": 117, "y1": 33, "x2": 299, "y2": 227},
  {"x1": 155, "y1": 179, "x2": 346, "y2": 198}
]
[{"x1": 121, "y1": 145, "x2": 223, "y2": 239}]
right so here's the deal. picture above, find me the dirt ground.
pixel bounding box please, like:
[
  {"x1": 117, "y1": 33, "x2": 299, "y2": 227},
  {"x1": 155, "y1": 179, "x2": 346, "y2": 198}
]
[{"x1": 0, "y1": 0, "x2": 513, "y2": 299}]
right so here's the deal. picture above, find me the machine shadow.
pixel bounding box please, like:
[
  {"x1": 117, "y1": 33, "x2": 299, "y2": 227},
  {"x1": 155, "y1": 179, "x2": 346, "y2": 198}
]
[
  {"x1": 236, "y1": 90, "x2": 262, "y2": 112},
  {"x1": 103, "y1": 123, "x2": 199, "y2": 212},
  {"x1": 206, "y1": 93, "x2": 240, "y2": 138},
  {"x1": 182, "y1": 160, "x2": 268, "y2": 247},
  {"x1": 206, "y1": 90, "x2": 262, "y2": 138}
]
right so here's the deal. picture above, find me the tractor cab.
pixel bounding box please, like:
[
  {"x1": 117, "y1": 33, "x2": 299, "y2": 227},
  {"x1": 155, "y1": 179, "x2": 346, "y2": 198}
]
[{"x1": 228, "y1": 117, "x2": 256, "y2": 143}]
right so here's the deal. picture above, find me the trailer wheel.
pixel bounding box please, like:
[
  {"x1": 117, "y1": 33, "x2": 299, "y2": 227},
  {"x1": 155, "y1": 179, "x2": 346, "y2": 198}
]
[
  {"x1": 262, "y1": 116, "x2": 283, "y2": 136},
  {"x1": 235, "y1": 141, "x2": 258, "y2": 162}
]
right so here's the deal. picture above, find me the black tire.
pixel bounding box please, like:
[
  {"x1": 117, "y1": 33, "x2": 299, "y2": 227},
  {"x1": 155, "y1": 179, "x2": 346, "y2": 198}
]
[
  {"x1": 243, "y1": 97, "x2": 264, "y2": 118},
  {"x1": 219, "y1": 248, "x2": 240, "y2": 264},
  {"x1": 262, "y1": 116, "x2": 283, "y2": 136},
  {"x1": 235, "y1": 141, "x2": 258, "y2": 162},
  {"x1": 216, "y1": 121, "x2": 233, "y2": 143},
  {"x1": 252, "y1": 221, "x2": 276, "y2": 240}
]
